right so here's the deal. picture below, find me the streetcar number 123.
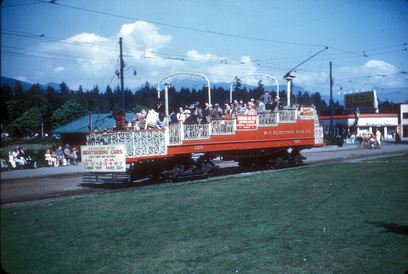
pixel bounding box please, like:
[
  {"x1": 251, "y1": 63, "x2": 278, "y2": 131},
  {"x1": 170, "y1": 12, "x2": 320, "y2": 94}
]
[{"x1": 195, "y1": 145, "x2": 203, "y2": 150}]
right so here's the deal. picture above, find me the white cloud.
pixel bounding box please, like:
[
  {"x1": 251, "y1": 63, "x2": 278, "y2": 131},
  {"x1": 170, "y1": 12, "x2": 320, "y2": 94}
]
[
  {"x1": 65, "y1": 33, "x2": 108, "y2": 43},
  {"x1": 184, "y1": 51, "x2": 258, "y2": 83},
  {"x1": 339, "y1": 59, "x2": 403, "y2": 90},
  {"x1": 15, "y1": 76, "x2": 31, "y2": 83},
  {"x1": 54, "y1": 66, "x2": 64, "y2": 72},
  {"x1": 118, "y1": 21, "x2": 172, "y2": 52},
  {"x1": 31, "y1": 20, "x2": 265, "y2": 90}
]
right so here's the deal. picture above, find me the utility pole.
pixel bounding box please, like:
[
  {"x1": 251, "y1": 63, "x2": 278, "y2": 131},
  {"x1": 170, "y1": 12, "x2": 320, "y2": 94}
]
[
  {"x1": 119, "y1": 37, "x2": 125, "y2": 110},
  {"x1": 330, "y1": 61, "x2": 334, "y2": 136}
]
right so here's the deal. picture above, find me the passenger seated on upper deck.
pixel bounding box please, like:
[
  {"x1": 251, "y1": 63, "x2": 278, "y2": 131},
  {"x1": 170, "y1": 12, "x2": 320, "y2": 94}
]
[
  {"x1": 203, "y1": 102, "x2": 211, "y2": 122},
  {"x1": 184, "y1": 109, "x2": 198, "y2": 124},
  {"x1": 244, "y1": 102, "x2": 257, "y2": 115},
  {"x1": 133, "y1": 113, "x2": 142, "y2": 130},
  {"x1": 177, "y1": 107, "x2": 185, "y2": 122},
  {"x1": 154, "y1": 99, "x2": 165, "y2": 113},
  {"x1": 155, "y1": 112, "x2": 167, "y2": 129},
  {"x1": 197, "y1": 108, "x2": 208, "y2": 124},
  {"x1": 133, "y1": 110, "x2": 147, "y2": 130},
  {"x1": 169, "y1": 107, "x2": 179, "y2": 126},
  {"x1": 257, "y1": 99, "x2": 266, "y2": 112},
  {"x1": 222, "y1": 109, "x2": 231, "y2": 120},
  {"x1": 114, "y1": 109, "x2": 127, "y2": 130},
  {"x1": 139, "y1": 109, "x2": 147, "y2": 129},
  {"x1": 266, "y1": 97, "x2": 279, "y2": 111},
  {"x1": 211, "y1": 108, "x2": 220, "y2": 120}
]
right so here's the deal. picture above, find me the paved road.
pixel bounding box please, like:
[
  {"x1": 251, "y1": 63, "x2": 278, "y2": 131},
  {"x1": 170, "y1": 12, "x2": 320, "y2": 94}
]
[{"x1": 2, "y1": 141, "x2": 407, "y2": 207}]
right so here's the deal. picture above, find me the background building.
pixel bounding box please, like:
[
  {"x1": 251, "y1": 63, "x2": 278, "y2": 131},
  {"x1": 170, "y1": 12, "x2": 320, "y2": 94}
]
[{"x1": 400, "y1": 103, "x2": 408, "y2": 141}]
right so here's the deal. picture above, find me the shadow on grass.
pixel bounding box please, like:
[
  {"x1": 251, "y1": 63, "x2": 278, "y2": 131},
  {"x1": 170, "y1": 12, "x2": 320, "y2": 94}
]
[{"x1": 366, "y1": 221, "x2": 408, "y2": 236}]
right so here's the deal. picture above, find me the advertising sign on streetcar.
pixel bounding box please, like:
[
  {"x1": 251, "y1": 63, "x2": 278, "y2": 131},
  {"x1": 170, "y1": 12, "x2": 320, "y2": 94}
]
[
  {"x1": 236, "y1": 115, "x2": 257, "y2": 130},
  {"x1": 81, "y1": 145, "x2": 126, "y2": 172}
]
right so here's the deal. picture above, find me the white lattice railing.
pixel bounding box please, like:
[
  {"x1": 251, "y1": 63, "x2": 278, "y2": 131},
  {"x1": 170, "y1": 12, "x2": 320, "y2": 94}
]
[
  {"x1": 314, "y1": 125, "x2": 324, "y2": 144},
  {"x1": 258, "y1": 112, "x2": 278, "y2": 126},
  {"x1": 210, "y1": 119, "x2": 235, "y2": 135},
  {"x1": 278, "y1": 109, "x2": 297, "y2": 123},
  {"x1": 183, "y1": 123, "x2": 210, "y2": 140},
  {"x1": 168, "y1": 123, "x2": 182, "y2": 145},
  {"x1": 86, "y1": 130, "x2": 167, "y2": 158}
]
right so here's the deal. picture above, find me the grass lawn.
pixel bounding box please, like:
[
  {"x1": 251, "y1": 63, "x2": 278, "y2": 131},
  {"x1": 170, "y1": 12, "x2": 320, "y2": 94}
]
[{"x1": 2, "y1": 155, "x2": 408, "y2": 273}]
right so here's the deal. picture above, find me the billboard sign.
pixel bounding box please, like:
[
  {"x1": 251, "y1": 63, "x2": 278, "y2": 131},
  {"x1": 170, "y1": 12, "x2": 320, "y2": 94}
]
[{"x1": 344, "y1": 91, "x2": 375, "y2": 109}]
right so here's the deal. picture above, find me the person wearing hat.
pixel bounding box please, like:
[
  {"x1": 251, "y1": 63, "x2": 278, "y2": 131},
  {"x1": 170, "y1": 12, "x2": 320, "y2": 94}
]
[
  {"x1": 64, "y1": 144, "x2": 76, "y2": 165},
  {"x1": 244, "y1": 102, "x2": 257, "y2": 115},
  {"x1": 183, "y1": 109, "x2": 197, "y2": 124}
]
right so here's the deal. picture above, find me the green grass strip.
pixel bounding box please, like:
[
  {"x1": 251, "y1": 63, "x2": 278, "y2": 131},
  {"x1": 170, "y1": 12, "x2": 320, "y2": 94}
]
[{"x1": 2, "y1": 155, "x2": 408, "y2": 273}]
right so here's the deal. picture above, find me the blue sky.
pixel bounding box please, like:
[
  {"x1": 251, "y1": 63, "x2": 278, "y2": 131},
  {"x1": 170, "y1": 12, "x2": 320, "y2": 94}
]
[{"x1": 2, "y1": 0, "x2": 408, "y2": 103}]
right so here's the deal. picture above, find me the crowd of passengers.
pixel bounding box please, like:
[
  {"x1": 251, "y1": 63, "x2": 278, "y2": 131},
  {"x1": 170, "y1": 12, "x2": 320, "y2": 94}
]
[{"x1": 114, "y1": 91, "x2": 287, "y2": 131}]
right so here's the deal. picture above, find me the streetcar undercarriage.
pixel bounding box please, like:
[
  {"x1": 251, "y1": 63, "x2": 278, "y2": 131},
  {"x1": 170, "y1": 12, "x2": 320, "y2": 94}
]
[{"x1": 83, "y1": 146, "x2": 309, "y2": 183}]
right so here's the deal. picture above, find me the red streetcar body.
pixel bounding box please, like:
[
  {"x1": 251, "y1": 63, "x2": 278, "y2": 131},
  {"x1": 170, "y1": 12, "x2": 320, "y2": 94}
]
[{"x1": 81, "y1": 73, "x2": 325, "y2": 182}]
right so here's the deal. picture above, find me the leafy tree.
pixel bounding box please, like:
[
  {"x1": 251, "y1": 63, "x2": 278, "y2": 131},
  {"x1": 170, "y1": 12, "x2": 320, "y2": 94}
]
[
  {"x1": 9, "y1": 108, "x2": 41, "y2": 138},
  {"x1": 51, "y1": 100, "x2": 87, "y2": 129},
  {"x1": 131, "y1": 105, "x2": 148, "y2": 114}
]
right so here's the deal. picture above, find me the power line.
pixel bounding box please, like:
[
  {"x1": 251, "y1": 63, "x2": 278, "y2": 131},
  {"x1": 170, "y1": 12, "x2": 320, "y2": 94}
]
[{"x1": 50, "y1": 2, "x2": 326, "y2": 48}]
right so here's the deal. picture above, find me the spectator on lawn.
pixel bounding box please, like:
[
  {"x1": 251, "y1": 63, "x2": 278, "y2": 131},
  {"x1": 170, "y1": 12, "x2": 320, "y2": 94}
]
[
  {"x1": 45, "y1": 150, "x2": 57, "y2": 167},
  {"x1": 64, "y1": 144, "x2": 77, "y2": 165},
  {"x1": 1, "y1": 158, "x2": 10, "y2": 170},
  {"x1": 12, "y1": 147, "x2": 25, "y2": 168},
  {"x1": 55, "y1": 146, "x2": 65, "y2": 166},
  {"x1": 8, "y1": 151, "x2": 16, "y2": 168}
]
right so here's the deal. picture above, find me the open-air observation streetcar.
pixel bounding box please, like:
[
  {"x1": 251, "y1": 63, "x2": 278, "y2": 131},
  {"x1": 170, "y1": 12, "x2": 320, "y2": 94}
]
[{"x1": 81, "y1": 73, "x2": 325, "y2": 183}]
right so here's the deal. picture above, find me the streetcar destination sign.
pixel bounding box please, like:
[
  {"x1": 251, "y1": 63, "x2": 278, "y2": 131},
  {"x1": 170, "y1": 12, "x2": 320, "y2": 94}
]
[{"x1": 81, "y1": 145, "x2": 126, "y2": 172}]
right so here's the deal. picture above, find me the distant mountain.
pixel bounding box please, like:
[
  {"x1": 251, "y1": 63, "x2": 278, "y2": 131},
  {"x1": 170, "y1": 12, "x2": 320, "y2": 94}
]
[{"x1": 1, "y1": 77, "x2": 60, "y2": 91}]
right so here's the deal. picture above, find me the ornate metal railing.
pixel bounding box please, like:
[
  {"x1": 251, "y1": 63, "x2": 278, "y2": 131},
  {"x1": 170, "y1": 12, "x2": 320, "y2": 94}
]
[
  {"x1": 211, "y1": 119, "x2": 235, "y2": 135},
  {"x1": 86, "y1": 130, "x2": 167, "y2": 157},
  {"x1": 258, "y1": 112, "x2": 278, "y2": 126},
  {"x1": 183, "y1": 123, "x2": 210, "y2": 140},
  {"x1": 278, "y1": 109, "x2": 296, "y2": 123},
  {"x1": 168, "y1": 123, "x2": 182, "y2": 145},
  {"x1": 314, "y1": 125, "x2": 324, "y2": 144}
]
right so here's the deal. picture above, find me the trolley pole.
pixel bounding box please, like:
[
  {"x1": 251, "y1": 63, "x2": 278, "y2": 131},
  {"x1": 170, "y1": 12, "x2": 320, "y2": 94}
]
[
  {"x1": 330, "y1": 61, "x2": 334, "y2": 136},
  {"x1": 119, "y1": 37, "x2": 125, "y2": 110}
]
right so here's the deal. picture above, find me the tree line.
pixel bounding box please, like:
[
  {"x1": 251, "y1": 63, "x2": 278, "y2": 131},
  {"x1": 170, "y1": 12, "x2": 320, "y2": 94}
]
[{"x1": 1, "y1": 80, "x2": 340, "y2": 138}]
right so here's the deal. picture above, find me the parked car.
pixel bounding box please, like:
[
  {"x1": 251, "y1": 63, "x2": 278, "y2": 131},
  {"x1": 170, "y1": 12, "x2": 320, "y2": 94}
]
[{"x1": 51, "y1": 134, "x2": 61, "y2": 139}]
